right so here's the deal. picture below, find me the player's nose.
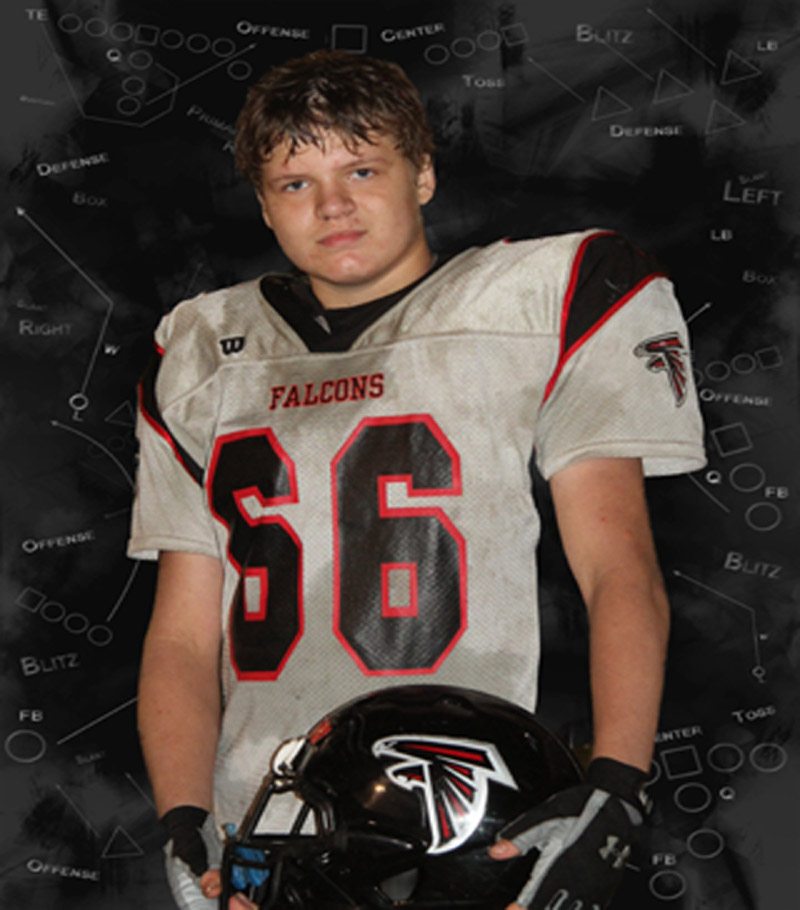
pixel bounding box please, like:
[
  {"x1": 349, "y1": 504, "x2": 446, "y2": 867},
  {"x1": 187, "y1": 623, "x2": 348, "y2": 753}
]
[{"x1": 315, "y1": 179, "x2": 355, "y2": 219}]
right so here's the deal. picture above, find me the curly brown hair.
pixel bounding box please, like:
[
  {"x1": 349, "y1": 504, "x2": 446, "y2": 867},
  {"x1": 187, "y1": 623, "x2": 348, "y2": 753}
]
[{"x1": 234, "y1": 49, "x2": 435, "y2": 193}]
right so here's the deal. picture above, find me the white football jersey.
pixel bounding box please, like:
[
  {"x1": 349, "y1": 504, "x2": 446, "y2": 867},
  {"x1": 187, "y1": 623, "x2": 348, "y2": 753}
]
[{"x1": 129, "y1": 230, "x2": 705, "y2": 826}]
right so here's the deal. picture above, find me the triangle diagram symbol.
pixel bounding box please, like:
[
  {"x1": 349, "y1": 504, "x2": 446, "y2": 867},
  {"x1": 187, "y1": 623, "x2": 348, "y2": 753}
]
[
  {"x1": 102, "y1": 826, "x2": 144, "y2": 858},
  {"x1": 721, "y1": 50, "x2": 762, "y2": 85},
  {"x1": 654, "y1": 69, "x2": 694, "y2": 104},
  {"x1": 105, "y1": 401, "x2": 136, "y2": 427},
  {"x1": 592, "y1": 86, "x2": 633, "y2": 122},
  {"x1": 705, "y1": 100, "x2": 747, "y2": 135}
]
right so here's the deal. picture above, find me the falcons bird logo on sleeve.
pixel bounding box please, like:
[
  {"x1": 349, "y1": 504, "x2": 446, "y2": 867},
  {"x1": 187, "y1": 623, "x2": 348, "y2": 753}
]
[
  {"x1": 634, "y1": 332, "x2": 688, "y2": 405},
  {"x1": 372, "y1": 735, "x2": 518, "y2": 854}
]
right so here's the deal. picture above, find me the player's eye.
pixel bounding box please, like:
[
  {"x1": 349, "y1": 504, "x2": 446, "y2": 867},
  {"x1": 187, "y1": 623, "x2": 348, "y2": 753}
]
[
  {"x1": 282, "y1": 179, "x2": 307, "y2": 192},
  {"x1": 351, "y1": 167, "x2": 374, "y2": 180}
]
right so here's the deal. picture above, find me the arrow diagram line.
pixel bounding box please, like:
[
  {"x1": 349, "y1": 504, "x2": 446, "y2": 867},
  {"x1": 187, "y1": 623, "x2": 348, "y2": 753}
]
[
  {"x1": 147, "y1": 42, "x2": 257, "y2": 105},
  {"x1": 126, "y1": 772, "x2": 157, "y2": 812},
  {"x1": 687, "y1": 301, "x2": 712, "y2": 323},
  {"x1": 57, "y1": 696, "x2": 138, "y2": 745},
  {"x1": 51, "y1": 421, "x2": 134, "y2": 488},
  {"x1": 37, "y1": 20, "x2": 86, "y2": 113},
  {"x1": 673, "y1": 570, "x2": 763, "y2": 671},
  {"x1": 55, "y1": 784, "x2": 99, "y2": 835},
  {"x1": 596, "y1": 40, "x2": 655, "y2": 82},
  {"x1": 526, "y1": 56, "x2": 586, "y2": 102},
  {"x1": 686, "y1": 472, "x2": 731, "y2": 512},
  {"x1": 107, "y1": 560, "x2": 140, "y2": 622},
  {"x1": 17, "y1": 208, "x2": 115, "y2": 398},
  {"x1": 51, "y1": 420, "x2": 139, "y2": 622},
  {"x1": 646, "y1": 8, "x2": 717, "y2": 67}
]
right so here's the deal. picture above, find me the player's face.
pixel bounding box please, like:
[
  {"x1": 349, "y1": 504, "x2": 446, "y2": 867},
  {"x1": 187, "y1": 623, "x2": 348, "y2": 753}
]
[{"x1": 258, "y1": 130, "x2": 436, "y2": 309}]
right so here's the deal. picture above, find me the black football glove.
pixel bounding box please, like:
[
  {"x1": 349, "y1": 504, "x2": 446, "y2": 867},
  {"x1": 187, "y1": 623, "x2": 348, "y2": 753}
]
[
  {"x1": 495, "y1": 757, "x2": 649, "y2": 910},
  {"x1": 160, "y1": 805, "x2": 222, "y2": 908}
]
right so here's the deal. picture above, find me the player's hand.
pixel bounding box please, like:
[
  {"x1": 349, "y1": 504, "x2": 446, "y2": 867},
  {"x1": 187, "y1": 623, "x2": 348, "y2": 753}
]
[
  {"x1": 193, "y1": 868, "x2": 257, "y2": 909},
  {"x1": 160, "y1": 805, "x2": 224, "y2": 908},
  {"x1": 159, "y1": 808, "x2": 257, "y2": 909},
  {"x1": 488, "y1": 757, "x2": 649, "y2": 910}
]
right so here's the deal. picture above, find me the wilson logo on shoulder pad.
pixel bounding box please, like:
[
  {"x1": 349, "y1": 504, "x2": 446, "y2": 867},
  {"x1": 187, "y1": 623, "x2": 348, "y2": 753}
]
[
  {"x1": 634, "y1": 332, "x2": 688, "y2": 405},
  {"x1": 372, "y1": 734, "x2": 518, "y2": 854},
  {"x1": 220, "y1": 336, "x2": 246, "y2": 355}
]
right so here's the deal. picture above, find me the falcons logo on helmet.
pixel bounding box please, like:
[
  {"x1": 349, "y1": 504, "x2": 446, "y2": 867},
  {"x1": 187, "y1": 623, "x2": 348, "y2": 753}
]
[
  {"x1": 634, "y1": 332, "x2": 688, "y2": 405},
  {"x1": 372, "y1": 734, "x2": 518, "y2": 855}
]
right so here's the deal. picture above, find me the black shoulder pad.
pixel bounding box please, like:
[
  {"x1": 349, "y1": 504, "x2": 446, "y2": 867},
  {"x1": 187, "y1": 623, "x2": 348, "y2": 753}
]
[
  {"x1": 562, "y1": 232, "x2": 667, "y2": 355},
  {"x1": 138, "y1": 344, "x2": 204, "y2": 484}
]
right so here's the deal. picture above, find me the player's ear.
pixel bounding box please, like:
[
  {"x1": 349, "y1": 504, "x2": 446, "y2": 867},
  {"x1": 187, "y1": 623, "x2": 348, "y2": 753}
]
[{"x1": 415, "y1": 155, "x2": 436, "y2": 206}]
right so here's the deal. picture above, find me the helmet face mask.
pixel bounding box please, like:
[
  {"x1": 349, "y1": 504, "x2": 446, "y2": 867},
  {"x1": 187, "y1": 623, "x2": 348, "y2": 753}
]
[{"x1": 222, "y1": 685, "x2": 582, "y2": 909}]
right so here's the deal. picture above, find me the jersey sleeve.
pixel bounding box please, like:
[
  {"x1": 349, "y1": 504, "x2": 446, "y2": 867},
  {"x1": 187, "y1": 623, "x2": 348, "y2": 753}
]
[
  {"x1": 127, "y1": 311, "x2": 220, "y2": 561},
  {"x1": 534, "y1": 232, "x2": 706, "y2": 480}
]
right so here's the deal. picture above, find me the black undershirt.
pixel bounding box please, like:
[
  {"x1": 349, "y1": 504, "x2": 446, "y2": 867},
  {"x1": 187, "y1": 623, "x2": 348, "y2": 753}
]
[{"x1": 259, "y1": 256, "x2": 450, "y2": 353}]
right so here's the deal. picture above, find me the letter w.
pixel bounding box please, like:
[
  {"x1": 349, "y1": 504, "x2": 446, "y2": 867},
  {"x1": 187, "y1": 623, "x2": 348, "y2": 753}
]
[{"x1": 220, "y1": 336, "x2": 246, "y2": 355}]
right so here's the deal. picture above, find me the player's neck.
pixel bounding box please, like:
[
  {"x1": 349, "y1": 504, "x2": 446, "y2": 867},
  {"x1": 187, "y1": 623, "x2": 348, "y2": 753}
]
[{"x1": 310, "y1": 243, "x2": 435, "y2": 310}]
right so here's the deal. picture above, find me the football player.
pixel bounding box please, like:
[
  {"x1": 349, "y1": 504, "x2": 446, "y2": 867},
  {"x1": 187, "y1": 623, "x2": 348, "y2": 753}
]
[{"x1": 130, "y1": 50, "x2": 705, "y2": 909}]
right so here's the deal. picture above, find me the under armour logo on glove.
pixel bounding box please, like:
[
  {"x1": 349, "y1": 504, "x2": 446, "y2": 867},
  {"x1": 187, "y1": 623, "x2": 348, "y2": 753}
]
[
  {"x1": 598, "y1": 834, "x2": 631, "y2": 870},
  {"x1": 490, "y1": 757, "x2": 649, "y2": 910},
  {"x1": 542, "y1": 889, "x2": 601, "y2": 910}
]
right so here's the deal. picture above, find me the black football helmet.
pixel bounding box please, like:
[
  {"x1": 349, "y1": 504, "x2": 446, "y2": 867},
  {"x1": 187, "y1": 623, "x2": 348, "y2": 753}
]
[{"x1": 221, "y1": 684, "x2": 582, "y2": 909}]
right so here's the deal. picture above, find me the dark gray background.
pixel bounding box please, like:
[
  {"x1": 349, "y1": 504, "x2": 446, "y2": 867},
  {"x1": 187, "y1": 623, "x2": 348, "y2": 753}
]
[{"x1": 1, "y1": 1, "x2": 798, "y2": 907}]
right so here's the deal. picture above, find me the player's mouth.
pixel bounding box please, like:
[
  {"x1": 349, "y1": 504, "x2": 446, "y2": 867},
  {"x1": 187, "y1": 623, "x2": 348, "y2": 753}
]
[{"x1": 318, "y1": 230, "x2": 366, "y2": 248}]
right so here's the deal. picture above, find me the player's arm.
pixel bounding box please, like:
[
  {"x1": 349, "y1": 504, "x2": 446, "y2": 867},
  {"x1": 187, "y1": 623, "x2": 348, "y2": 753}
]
[
  {"x1": 550, "y1": 455, "x2": 668, "y2": 770},
  {"x1": 139, "y1": 550, "x2": 224, "y2": 811},
  {"x1": 138, "y1": 550, "x2": 226, "y2": 905},
  {"x1": 490, "y1": 456, "x2": 665, "y2": 909}
]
